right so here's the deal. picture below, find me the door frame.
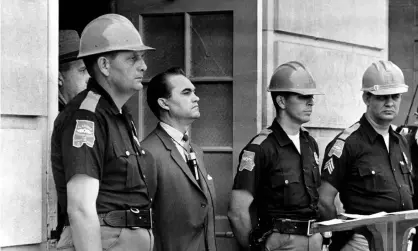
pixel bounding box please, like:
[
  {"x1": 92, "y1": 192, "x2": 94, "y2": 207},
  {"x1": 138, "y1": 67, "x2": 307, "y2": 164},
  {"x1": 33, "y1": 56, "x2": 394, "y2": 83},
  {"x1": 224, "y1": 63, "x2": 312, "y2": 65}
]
[{"x1": 118, "y1": 0, "x2": 263, "y2": 170}]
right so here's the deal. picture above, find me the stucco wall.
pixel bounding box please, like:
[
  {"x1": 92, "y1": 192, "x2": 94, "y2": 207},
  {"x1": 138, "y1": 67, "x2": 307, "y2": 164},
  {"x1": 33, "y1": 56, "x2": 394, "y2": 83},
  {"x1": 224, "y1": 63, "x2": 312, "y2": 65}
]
[
  {"x1": 263, "y1": 0, "x2": 389, "y2": 161},
  {"x1": 0, "y1": 0, "x2": 57, "y2": 249}
]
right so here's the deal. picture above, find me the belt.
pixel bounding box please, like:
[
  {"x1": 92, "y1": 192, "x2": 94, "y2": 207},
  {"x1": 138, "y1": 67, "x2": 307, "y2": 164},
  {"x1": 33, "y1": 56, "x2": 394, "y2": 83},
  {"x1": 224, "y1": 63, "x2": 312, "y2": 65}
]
[
  {"x1": 273, "y1": 218, "x2": 315, "y2": 236},
  {"x1": 98, "y1": 208, "x2": 153, "y2": 229}
]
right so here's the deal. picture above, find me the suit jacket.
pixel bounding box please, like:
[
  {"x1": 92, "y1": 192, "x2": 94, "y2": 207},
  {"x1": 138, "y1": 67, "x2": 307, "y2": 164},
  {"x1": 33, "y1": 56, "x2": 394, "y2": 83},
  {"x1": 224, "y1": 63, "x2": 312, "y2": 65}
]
[{"x1": 141, "y1": 124, "x2": 217, "y2": 251}]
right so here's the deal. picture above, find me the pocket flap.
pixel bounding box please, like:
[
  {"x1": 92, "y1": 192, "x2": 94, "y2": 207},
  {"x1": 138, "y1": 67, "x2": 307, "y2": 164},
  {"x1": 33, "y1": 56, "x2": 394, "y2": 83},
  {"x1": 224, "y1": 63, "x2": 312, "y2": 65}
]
[
  {"x1": 271, "y1": 172, "x2": 299, "y2": 187},
  {"x1": 358, "y1": 166, "x2": 378, "y2": 177}
]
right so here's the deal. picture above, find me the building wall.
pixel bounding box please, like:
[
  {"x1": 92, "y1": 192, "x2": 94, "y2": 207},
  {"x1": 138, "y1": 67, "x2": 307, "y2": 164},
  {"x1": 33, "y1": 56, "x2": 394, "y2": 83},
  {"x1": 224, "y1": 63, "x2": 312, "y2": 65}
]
[
  {"x1": 0, "y1": 0, "x2": 58, "y2": 250},
  {"x1": 262, "y1": 0, "x2": 389, "y2": 162}
]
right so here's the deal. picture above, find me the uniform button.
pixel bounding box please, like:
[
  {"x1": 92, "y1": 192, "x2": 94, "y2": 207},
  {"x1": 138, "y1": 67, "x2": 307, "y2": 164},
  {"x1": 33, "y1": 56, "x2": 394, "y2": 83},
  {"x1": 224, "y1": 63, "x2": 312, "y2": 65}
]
[
  {"x1": 285, "y1": 180, "x2": 289, "y2": 185},
  {"x1": 371, "y1": 171, "x2": 375, "y2": 175},
  {"x1": 201, "y1": 203, "x2": 206, "y2": 208},
  {"x1": 143, "y1": 175, "x2": 146, "y2": 179},
  {"x1": 150, "y1": 198, "x2": 153, "y2": 202},
  {"x1": 141, "y1": 150, "x2": 146, "y2": 154},
  {"x1": 393, "y1": 169, "x2": 396, "y2": 172},
  {"x1": 126, "y1": 151, "x2": 130, "y2": 156},
  {"x1": 403, "y1": 202, "x2": 405, "y2": 207},
  {"x1": 399, "y1": 185, "x2": 402, "y2": 188}
]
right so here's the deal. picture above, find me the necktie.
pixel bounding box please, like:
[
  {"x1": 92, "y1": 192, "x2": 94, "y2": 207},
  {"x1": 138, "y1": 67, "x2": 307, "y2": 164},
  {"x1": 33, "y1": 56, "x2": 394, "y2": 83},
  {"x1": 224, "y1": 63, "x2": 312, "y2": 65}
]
[
  {"x1": 182, "y1": 134, "x2": 190, "y2": 153},
  {"x1": 182, "y1": 134, "x2": 199, "y2": 181}
]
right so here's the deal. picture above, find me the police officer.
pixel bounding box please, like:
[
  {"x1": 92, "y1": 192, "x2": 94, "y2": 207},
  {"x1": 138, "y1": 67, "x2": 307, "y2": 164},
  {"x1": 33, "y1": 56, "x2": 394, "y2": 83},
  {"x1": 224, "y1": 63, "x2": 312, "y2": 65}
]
[
  {"x1": 319, "y1": 60, "x2": 413, "y2": 251},
  {"x1": 59, "y1": 30, "x2": 90, "y2": 112},
  {"x1": 228, "y1": 61, "x2": 324, "y2": 251},
  {"x1": 52, "y1": 30, "x2": 91, "y2": 241},
  {"x1": 51, "y1": 14, "x2": 156, "y2": 250}
]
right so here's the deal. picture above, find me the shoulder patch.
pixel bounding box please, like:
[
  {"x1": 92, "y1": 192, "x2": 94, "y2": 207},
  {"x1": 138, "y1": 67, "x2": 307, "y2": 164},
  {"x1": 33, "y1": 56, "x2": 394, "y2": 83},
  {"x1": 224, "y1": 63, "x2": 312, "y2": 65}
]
[
  {"x1": 238, "y1": 150, "x2": 255, "y2": 172},
  {"x1": 338, "y1": 123, "x2": 360, "y2": 140},
  {"x1": 328, "y1": 139, "x2": 344, "y2": 158},
  {"x1": 250, "y1": 128, "x2": 273, "y2": 145},
  {"x1": 79, "y1": 91, "x2": 101, "y2": 113},
  {"x1": 73, "y1": 120, "x2": 95, "y2": 148}
]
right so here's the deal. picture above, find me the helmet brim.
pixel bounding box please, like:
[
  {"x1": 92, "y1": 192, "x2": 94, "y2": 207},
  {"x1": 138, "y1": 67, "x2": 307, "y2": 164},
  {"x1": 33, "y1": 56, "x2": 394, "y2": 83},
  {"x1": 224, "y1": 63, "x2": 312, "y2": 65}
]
[
  {"x1": 362, "y1": 86, "x2": 408, "y2": 95},
  {"x1": 77, "y1": 44, "x2": 156, "y2": 59},
  {"x1": 268, "y1": 88, "x2": 324, "y2": 95}
]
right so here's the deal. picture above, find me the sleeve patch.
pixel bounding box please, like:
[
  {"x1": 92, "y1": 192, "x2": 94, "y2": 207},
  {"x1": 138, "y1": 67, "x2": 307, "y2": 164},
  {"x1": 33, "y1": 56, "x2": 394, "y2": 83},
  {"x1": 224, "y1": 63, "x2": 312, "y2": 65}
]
[
  {"x1": 73, "y1": 120, "x2": 95, "y2": 148},
  {"x1": 328, "y1": 139, "x2": 344, "y2": 158},
  {"x1": 238, "y1": 150, "x2": 255, "y2": 172},
  {"x1": 323, "y1": 158, "x2": 335, "y2": 174}
]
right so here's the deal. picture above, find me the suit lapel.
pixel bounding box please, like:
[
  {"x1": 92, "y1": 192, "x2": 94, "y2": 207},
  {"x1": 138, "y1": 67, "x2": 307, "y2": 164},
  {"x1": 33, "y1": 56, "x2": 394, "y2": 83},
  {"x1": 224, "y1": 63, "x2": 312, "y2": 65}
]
[
  {"x1": 155, "y1": 126, "x2": 203, "y2": 192},
  {"x1": 193, "y1": 144, "x2": 216, "y2": 207}
]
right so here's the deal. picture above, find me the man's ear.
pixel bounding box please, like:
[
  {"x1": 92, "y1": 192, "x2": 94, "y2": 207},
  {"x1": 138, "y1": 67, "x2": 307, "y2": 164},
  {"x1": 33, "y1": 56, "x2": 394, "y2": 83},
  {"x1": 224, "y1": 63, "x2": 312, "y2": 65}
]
[
  {"x1": 157, "y1": 98, "x2": 170, "y2": 111},
  {"x1": 58, "y1": 71, "x2": 64, "y2": 87},
  {"x1": 276, "y1": 95, "x2": 286, "y2": 109},
  {"x1": 97, "y1": 56, "x2": 110, "y2": 77},
  {"x1": 362, "y1": 92, "x2": 370, "y2": 106}
]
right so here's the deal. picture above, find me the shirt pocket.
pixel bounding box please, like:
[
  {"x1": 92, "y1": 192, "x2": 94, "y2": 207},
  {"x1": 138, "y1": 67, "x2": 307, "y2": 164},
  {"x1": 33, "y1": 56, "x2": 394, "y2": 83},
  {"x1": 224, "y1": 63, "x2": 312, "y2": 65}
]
[
  {"x1": 270, "y1": 172, "x2": 299, "y2": 205},
  {"x1": 112, "y1": 143, "x2": 142, "y2": 189},
  {"x1": 400, "y1": 162, "x2": 414, "y2": 195},
  {"x1": 358, "y1": 166, "x2": 384, "y2": 192}
]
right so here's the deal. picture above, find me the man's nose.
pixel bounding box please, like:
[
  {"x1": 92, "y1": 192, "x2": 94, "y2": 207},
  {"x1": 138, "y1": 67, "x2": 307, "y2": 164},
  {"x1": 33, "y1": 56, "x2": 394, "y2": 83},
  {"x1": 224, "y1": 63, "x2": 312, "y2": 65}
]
[
  {"x1": 137, "y1": 59, "x2": 147, "y2": 72},
  {"x1": 193, "y1": 93, "x2": 200, "y2": 102}
]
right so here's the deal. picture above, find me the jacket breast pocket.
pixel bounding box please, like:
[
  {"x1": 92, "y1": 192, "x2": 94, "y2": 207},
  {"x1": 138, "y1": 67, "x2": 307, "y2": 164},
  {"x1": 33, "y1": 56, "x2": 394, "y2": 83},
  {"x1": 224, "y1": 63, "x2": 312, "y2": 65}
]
[{"x1": 358, "y1": 166, "x2": 384, "y2": 192}]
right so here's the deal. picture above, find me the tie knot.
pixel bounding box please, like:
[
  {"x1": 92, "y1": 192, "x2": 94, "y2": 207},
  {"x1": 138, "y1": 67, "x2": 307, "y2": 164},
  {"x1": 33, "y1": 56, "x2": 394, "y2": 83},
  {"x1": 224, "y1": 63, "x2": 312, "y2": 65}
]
[{"x1": 182, "y1": 134, "x2": 189, "y2": 142}]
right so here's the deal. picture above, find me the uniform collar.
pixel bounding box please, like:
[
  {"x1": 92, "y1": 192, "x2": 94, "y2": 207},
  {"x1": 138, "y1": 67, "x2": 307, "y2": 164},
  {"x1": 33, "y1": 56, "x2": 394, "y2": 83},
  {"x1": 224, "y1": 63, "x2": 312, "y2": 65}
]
[
  {"x1": 87, "y1": 78, "x2": 124, "y2": 115},
  {"x1": 270, "y1": 119, "x2": 309, "y2": 147},
  {"x1": 360, "y1": 114, "x2": 399, "y2": 143}
]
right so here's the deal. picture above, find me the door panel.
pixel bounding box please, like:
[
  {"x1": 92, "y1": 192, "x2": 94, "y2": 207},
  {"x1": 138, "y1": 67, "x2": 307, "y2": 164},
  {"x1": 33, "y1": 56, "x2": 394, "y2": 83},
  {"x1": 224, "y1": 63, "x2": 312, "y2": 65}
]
[
  {"x1": 389, "y1": 1, "x2": 418, "y2": 125},
  {"x1": 189, "y1": 12, "x2": 233, "y2": 77},
  {"x1": 117, "y1": 1, "x2": 260, "y2": 250},
  {"x1": 192, "y1": 82, "x2": 233, "y2": 147},
  {"x1": 142, "y1": 14, "x2": 185, "y2": 78}
]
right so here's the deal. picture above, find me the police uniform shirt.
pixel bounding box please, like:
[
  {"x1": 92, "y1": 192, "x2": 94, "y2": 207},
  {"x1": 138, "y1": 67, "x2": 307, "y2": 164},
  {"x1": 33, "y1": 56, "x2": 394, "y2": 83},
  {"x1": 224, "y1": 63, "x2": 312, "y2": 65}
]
[
  {"x1": 232, "y1": 120, "x2": 321, "y2": 221},
  {"x1": 321, "y1": 114, "x2": 414, "y2": 215},
  {"x1": 51, "y1": 79, "x2": 155, "y2": 215}
]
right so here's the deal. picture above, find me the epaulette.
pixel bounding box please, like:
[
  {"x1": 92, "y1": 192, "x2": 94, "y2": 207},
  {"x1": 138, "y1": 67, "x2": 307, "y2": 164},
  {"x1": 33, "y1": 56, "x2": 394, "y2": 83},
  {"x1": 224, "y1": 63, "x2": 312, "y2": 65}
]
[
  {"x1": 79, "y1": 91, "x2": 101, "y2": 113},
  {"x1": 250, "y1": 128, "x2": 273, "y2": 145},
  {"x1": 337, "y1": 122, "x2": 360, "y2": 140},
  {"x1": 329, "y1": 122, "x2": 360, "y2": 158}
]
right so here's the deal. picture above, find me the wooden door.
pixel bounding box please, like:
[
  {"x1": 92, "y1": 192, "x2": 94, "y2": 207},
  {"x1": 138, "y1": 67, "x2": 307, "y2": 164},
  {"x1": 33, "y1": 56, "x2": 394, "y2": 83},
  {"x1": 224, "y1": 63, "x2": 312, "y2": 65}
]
[
  {"x1": 389, "y1": 0, "x2": 418, "y2": 126},
  {"x1": 117, "y1": 0, "x2": 261, "y2": 250}
]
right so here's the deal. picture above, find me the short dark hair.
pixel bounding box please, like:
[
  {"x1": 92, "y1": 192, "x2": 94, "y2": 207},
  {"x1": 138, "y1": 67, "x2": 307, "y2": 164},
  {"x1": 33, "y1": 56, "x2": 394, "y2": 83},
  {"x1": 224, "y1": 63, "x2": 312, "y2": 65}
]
[
  {"x1": 82, "y1": 51, "x2": 118, "y2": 78},
  {"x1": 147, "y1": 67, "x2": 186, "y2": 118}
]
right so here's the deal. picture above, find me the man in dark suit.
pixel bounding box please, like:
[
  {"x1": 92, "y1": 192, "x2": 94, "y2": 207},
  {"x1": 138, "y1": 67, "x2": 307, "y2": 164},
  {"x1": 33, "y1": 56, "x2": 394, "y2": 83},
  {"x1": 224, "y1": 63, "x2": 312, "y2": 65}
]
[{"x1": 141, "y1": 67, "x2": 217, "y2": 251}]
